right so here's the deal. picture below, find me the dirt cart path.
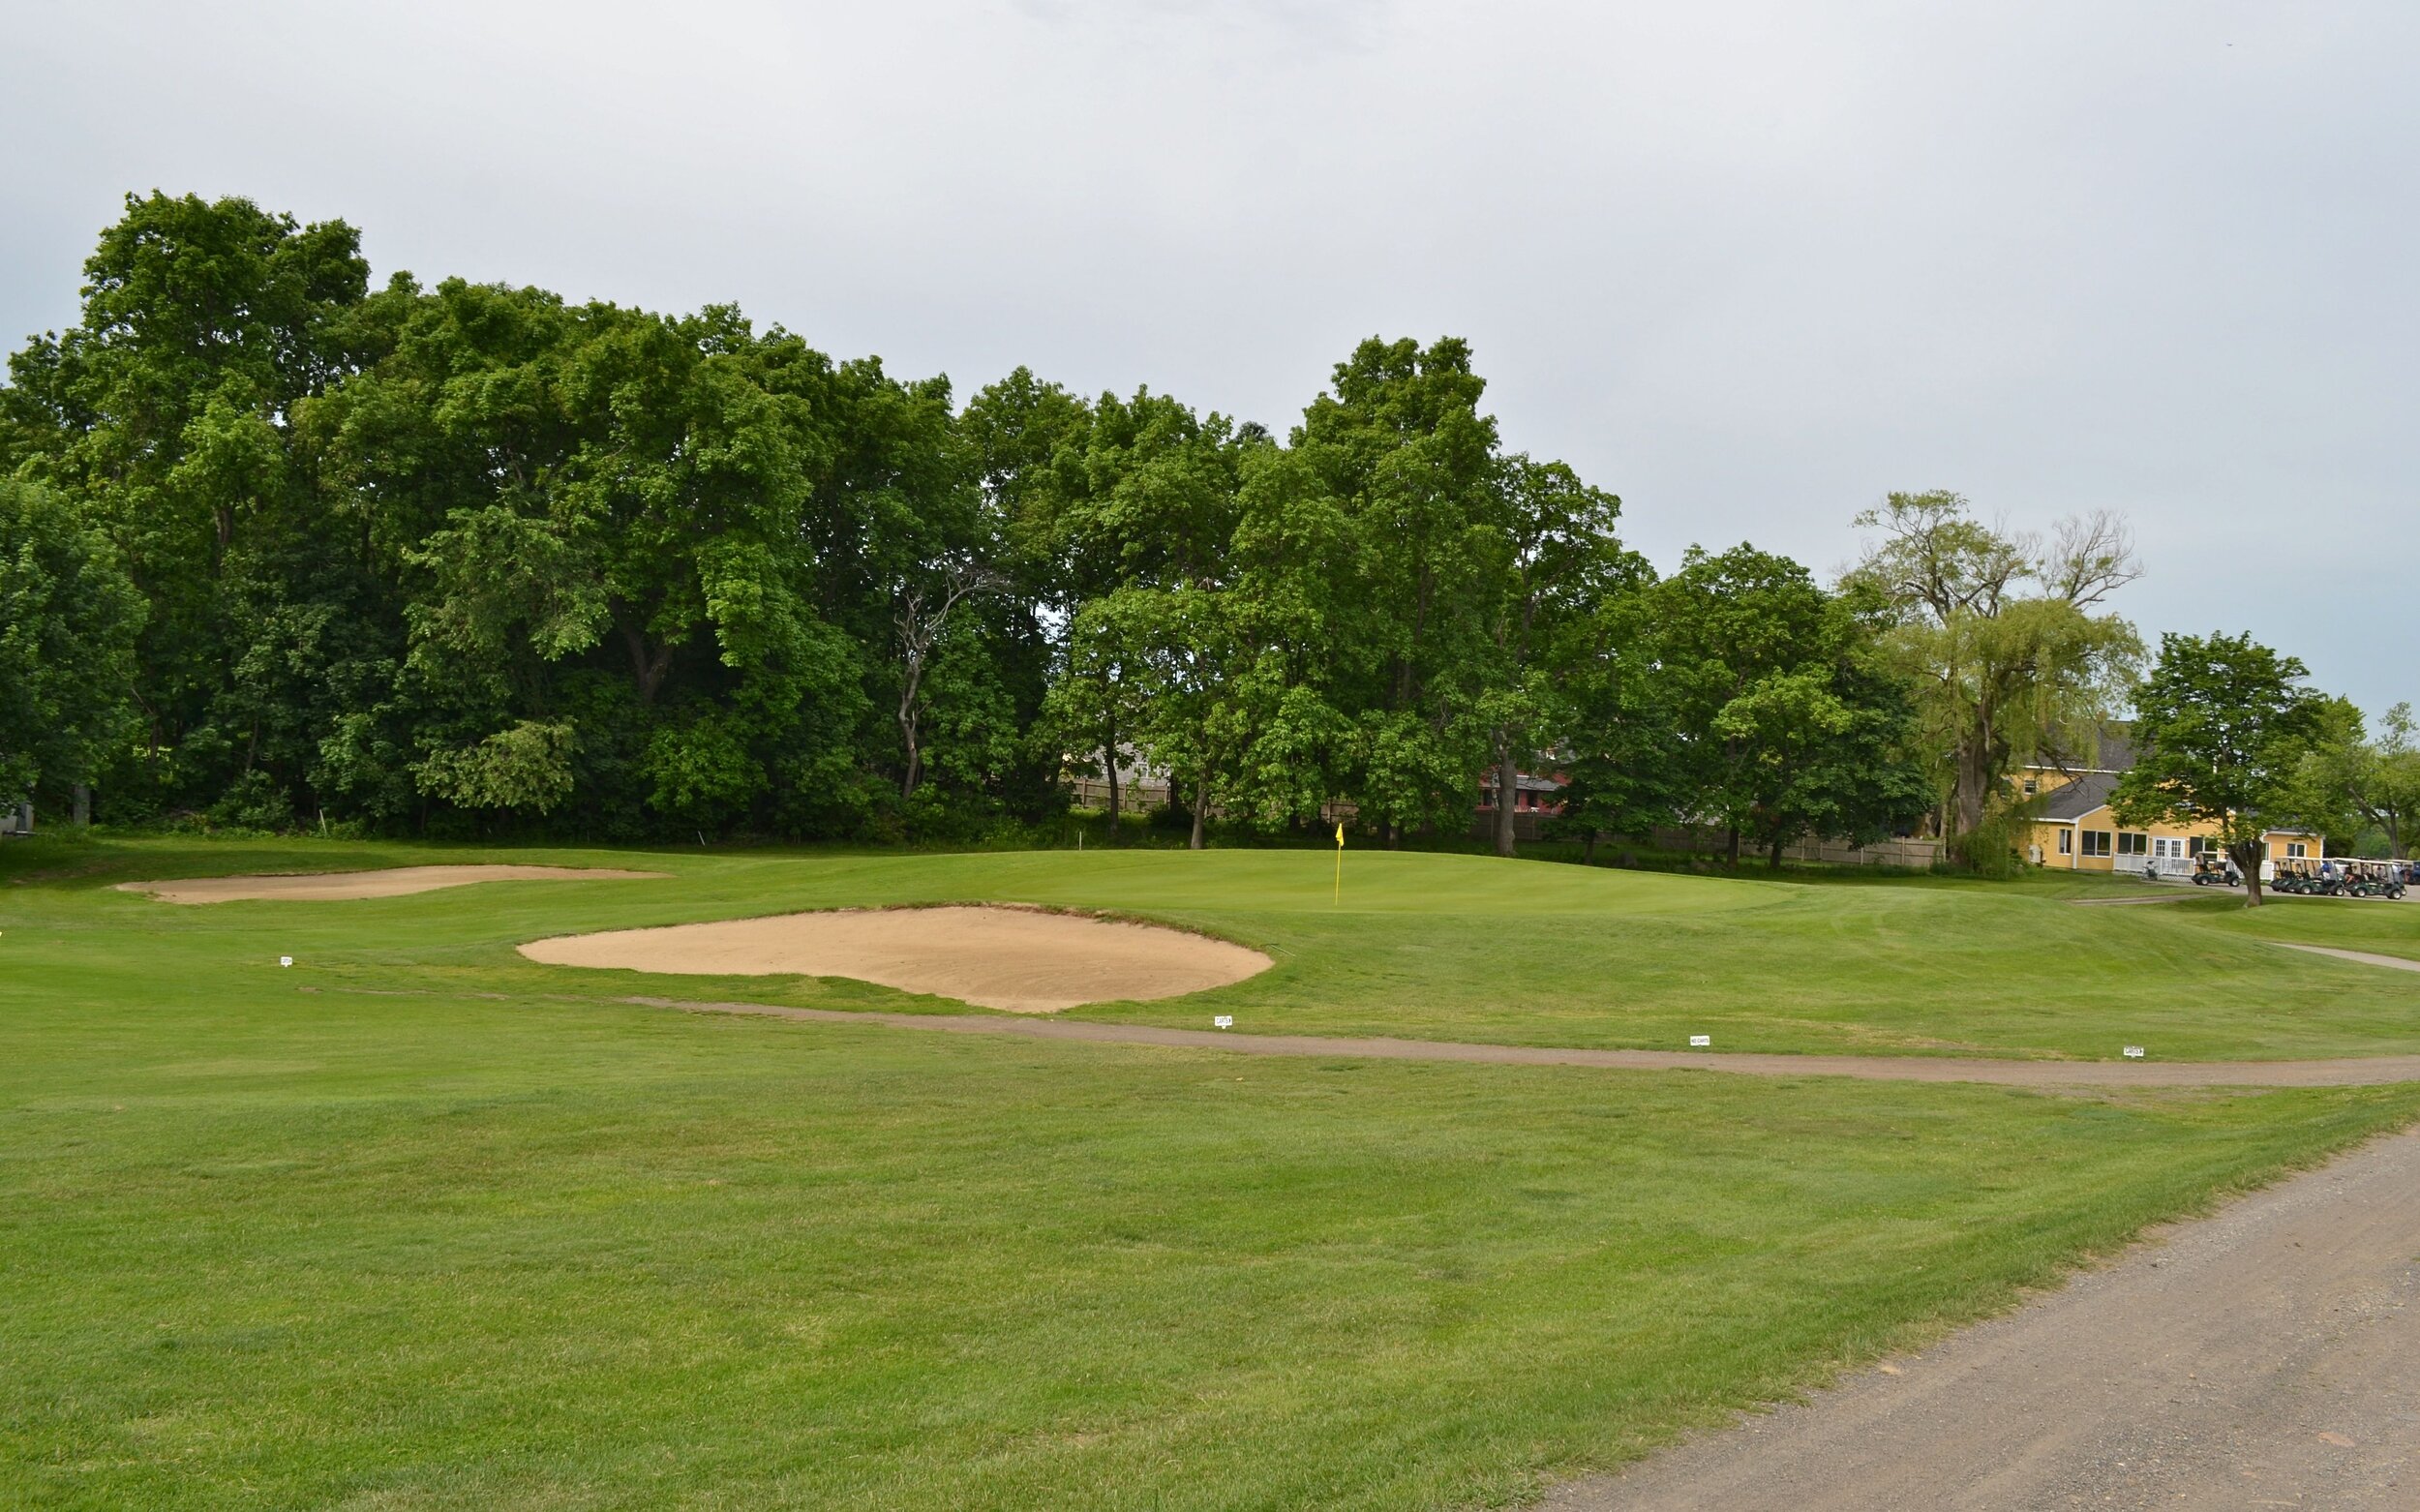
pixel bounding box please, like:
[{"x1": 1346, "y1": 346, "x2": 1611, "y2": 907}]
[
  {"x1": 1544, "y1": 1128, "x2": 2420, "y2": 1511},
  {"x1": 623, "y1": 996, "x2": 2420, "y2": 1088},
  {"x1": 2274, "y1": 942, "x2": 2420, "y2": 974}
]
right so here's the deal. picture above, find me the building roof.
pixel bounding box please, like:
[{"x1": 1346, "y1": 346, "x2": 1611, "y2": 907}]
[
  {"x1": 2037, "y1": 771, "x2": 2118, "y2": 823},
  {"x1": 2031, "y1": 728, "x2": 2135, "y2": 775}
]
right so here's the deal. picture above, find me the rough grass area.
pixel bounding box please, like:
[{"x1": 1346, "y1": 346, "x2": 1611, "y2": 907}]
[
  {"x1": 4, "y1": 976, "x2": 2413, "y2": 1509},
  {"x1": 4, "y1": 836, "x2": 2419, "y2": 1508},
  {"x1": 19, "y1": 833, "x2": 2420, "y2": 1061}
]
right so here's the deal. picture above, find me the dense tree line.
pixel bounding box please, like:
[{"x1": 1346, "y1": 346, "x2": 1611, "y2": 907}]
[{"x1": 39, "y1": 191, "x2": 2329, "y2": 865}]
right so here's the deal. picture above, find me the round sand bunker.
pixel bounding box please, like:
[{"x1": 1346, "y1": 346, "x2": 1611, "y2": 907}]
[
  {"x1": 518, "y1": 905, "x2": 1271, "y2": 1013},
  {"x1": 121, "y1": 865, "x2": 669, "y2": 904}
]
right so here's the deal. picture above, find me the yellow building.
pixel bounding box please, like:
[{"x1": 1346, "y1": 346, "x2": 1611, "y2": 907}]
[{"x1": 2015, "y1": 736, "x2": 2320, "y2": 874}]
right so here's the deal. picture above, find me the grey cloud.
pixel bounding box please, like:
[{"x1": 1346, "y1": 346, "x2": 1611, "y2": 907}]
[{"x1": 3, "y1": 0, "x2": 2411, "y2": 711}]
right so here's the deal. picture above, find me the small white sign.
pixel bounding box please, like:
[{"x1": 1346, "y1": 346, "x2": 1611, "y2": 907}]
[
  {"x1": 2123, "y1": 1045, "x2": 2145, "y2": 1059},
  {"x1": 1689, "y1": 1034, "x2": 1710, "y2": 1048},
  {"x1": 279, "y1": 956, "x2": 294, "y2": 968},
  {"x1": 1213, "y1": 1015, "x2": 1234, "y2": 1029}
]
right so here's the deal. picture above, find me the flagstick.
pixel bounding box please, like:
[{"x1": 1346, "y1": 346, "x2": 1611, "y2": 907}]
[{"x1": 1333, "y1": 823, "x2": 1343, "y2": 906}]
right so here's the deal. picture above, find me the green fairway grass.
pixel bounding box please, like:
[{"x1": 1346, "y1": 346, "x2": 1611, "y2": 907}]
[
  {"x1": 2188, "y1": 890, "x2": 2420, "y2": 964},
  {"x1": 1, "y1": 954, "x2": 2412, "y2": 1507},
  {"x1": 18, "y1": 833, "x2": 2420, "y2": 1061},
  {"x1": 7, "y1": 835, "x2": 2420, "y2": 1507}
]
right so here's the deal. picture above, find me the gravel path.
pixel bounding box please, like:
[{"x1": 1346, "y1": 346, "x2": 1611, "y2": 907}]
[
  {"x1": 1544, "y1": 1128, "x2": 2420, "y2": 1510},
  {"x1": 622, "y1": 996, "x2": 2420, "y2": 1087}
]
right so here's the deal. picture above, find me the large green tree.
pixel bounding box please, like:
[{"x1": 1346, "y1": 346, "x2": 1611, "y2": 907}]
[
  {"x1": 306, "y1": 285, "x2": 876, "y2": 833},
  {"x1": 11, "y1": 196, "x2": 1690, "y2": 854},
  {"x1": 1284, "y1": 338, "x2": 1506, "y2": 844},
  {"x1": 1016, "y1": 384, "x2": 1247, "y2": 835},
  {"x1": 2289, "y1": 700, "x2": 2420, "y2": 860},
  {"x1": 2112, "y1": 632, "x2": 2326, "y2": 907},
  {"x1": 1209, "y1": 338, "x2": 1631, "y2": 849},
  {"x1": 1478, "y1": 457, "x2": 1633, "y2": 858},
  {"x1": 0, "y1": 479, "x2": 145, "y2": 806},
  {"x1": 4, "y1": 193, "x2": 372, "y2": 819},
  {"x1": 1548, "y1": 565, "x2": 1679, "y2": 862},
  {"x1": 1645, "y1": 545, "x2": 1928, "y2": 866}
]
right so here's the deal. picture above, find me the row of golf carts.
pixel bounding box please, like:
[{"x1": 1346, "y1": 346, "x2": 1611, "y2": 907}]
[{"x1": 2191, "y1": 852, "x2": 2411, "y2": 898}]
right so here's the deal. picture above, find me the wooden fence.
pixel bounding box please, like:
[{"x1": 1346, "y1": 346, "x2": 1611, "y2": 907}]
[{"x1": 1068, "y1": 777, "x2": 1170, "y2": 811}]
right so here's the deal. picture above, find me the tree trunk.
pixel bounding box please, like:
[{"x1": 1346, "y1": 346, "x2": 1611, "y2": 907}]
[
  {"x1": 72, "y1": 783, "x2": 90, "y2": 827},
  {"x1": 1584, "y1": 830, "x2": 1599, "y2": 865},
  {"x1": 897, "y1": 676, "x2": 923, "y2": 800},
  {"x1": 1770, "y1": 837, "x2": 1786, "y2": 870},
  {"x1": 2232, "y1": 840, "x2": 2266, "y2": 907},
  {"x1": 1726, "y1": 825, "x2": 1741, "y2": 867},
  {"x1": 1494, "y1": 745, "x2": 1520, "y2": 859},
  {"x1": 1951, "y1": 739, "x2": 1993, "y2": 862},
  {"x1": 1189, "y1": 780, "x2": 1208, "y2": 851},
  {"x1": 1104, "y1": 735, "x2": 1120, "y2": 843},
  {"x1": 620, "y1": 622, "x2": 673, "y2": 705}
]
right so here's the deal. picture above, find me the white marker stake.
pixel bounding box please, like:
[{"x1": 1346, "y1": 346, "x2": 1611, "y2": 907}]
[
  {"x1": 2123, "y1": 1045, "x2": 2145, "y2": 1059},
  {"x1": 1213, "y1": 1015, "x2": 1234, "y2": 1030},
  {"x1": 279, "y1": 956, "x2": 293, "y2": 968},
  {"x1": 1689, "y1": 1035, "x2": 1710, "y2": 1048}
]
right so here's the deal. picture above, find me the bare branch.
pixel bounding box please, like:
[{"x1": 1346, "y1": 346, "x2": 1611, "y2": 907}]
[
  {"x1": 1848, "y1": 490, "x2": 2031, "y2": 624},
  {"x1": 2042, "y1": 508, "x2": 2141, "y2": 608},
  {"x1": 892, "y1": 554, "x2": 1010, "y2": 799}
]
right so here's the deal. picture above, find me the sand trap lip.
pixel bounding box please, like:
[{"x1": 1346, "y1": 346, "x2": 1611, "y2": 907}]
[
  {"x1": 120, "y1": 864, "x2": 670, "y2": 904},
  {"x1": 518, "y1": 904, "x2": 1272, "y2": 1013}
]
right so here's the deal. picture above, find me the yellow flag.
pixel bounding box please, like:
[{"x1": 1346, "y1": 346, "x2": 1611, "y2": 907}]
[{"x1": 1335, "y1": 821, "x2": 1345, "y2": 847}]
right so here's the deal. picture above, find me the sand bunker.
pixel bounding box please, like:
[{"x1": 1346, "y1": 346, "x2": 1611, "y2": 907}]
[
  {"x1": 518, "y1": 904, "x2": 1271, "y2": 1013},
  {"x1": 121, "y1": 864, "x2": 669, "y2": 904}
]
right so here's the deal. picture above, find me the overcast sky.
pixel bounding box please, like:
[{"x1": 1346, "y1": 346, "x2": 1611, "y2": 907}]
[{"x1": 7, "y1": 1, "x2": 2414, "y2": 712}]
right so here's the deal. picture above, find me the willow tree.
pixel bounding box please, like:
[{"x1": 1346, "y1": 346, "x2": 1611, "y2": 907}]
[{"x1": 1845, "y1": 491, "x2": 2141, "y2": 863}]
